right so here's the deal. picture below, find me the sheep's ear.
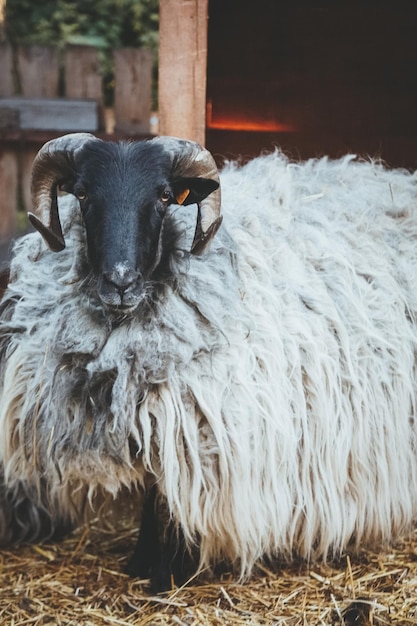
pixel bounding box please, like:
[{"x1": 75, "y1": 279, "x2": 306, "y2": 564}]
[
  {"x1": 172, "y1": 176, "x2": 222, "y2": 255},
  {"x1": 173, "y1": 177, "x2": 219, "y2": 206}
]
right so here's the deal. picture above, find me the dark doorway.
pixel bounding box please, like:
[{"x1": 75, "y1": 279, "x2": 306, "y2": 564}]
[{"x1": 207, "y1": 0, "x2": 417, "y2": 168}]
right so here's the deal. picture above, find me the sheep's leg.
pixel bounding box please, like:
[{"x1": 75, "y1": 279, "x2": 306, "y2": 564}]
[
  {"x1": 126, "y1": 484, "x2": 160, "y2": 580},
  {"x1": 162, "y1": 520, "x2": 200, "y2": 591},
  {"x1": 126, "y1": 485, "x2": 199, "y2": 592}
]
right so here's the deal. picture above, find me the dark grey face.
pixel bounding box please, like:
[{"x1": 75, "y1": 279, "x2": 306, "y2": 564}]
[
  {"x1": 69, "y1": 142, "x2": 169, "y2": 311},
  {"x1": 65, "y1": 141, "x2": 218, "y2": 313}
]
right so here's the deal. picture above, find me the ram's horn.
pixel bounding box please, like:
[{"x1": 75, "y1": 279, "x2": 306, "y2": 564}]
[
  {"x1": 29, "y1": 133, "x2": 99, "y2": 251},
  {"x1": 151, "y1": 136, "x2": 222, "y2": 255}
]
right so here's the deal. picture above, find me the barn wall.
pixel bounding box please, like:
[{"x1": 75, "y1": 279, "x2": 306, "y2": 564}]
[{"x1": 206, "y1": 0, "x2": 417, "y2": 168}]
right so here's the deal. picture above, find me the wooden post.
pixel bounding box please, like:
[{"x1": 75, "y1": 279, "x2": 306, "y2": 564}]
[
  {"x1": 114, "y1": 48, "x2": 152, "y2": 135},
  {"x1": 158, "y1": 0, "x2": 209, "y2": 145}
]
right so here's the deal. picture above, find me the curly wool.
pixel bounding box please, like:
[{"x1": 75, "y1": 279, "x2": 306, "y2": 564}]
[{"x1": 1, "y1": 150, "x2": 417, "y2": 576}]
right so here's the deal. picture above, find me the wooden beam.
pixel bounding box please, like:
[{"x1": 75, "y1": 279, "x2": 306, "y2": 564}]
[
  {"x1": 0, "y1": 98, "x2": 99, "y2": 132},
  {"x1": 158, "y1": 0, "x2": 209, "y2": 145}
]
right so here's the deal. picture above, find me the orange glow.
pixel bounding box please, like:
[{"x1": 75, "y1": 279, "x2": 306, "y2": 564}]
[
  {"x1": 206, "y1": 101, "x2": 295, "y2": 133},
  {"x1": 207, "y1": 117, "x2": 295, "y2": 132}
]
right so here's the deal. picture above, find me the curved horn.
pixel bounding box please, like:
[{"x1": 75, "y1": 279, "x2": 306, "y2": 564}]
[
  {"x1": 29, "y1": 133, "x2": 99, "y2": 251},
  {"x1": 151, "y1": 136, "x2": 222, "y2": 255}
]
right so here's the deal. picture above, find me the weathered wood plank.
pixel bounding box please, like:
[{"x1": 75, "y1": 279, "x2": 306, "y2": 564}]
[
  {"x1": 65, "y1": 45, "x2": 104, "y2": 129},
  {"x1": 0, "y1": 149, "x2": 18, "y2": 241},
  {"x1": 17, "y1": 45, "x2": 59, "y2": 97},
  {"x1": 0, "y1": 43, "x2": 15, "y2": 97},
  {"x1": 0, "y1": 98, "x2": 99, "y2": 131},
  {"x1": 113, "y1": 48, "x2": 152, "y2": 134},
  {"x1": 64, "y1": 45, "x2": 103, "y2": 100},
  {"x1": 158, "y1": 0, "x2": 208, "y2": 145}
]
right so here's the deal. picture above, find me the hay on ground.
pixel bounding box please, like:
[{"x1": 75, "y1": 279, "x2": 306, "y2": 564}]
[{"x1": 1, "y1": 517, "x2": 417, "y2": 625}]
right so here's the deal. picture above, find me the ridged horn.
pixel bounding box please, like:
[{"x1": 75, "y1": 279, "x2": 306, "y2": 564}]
[
  {"x1": 29, "y1": 133, "x2": 99, "y2": 251},
  {"x1": 151, "y1": 136, "x2": 222, "y2": 255}
]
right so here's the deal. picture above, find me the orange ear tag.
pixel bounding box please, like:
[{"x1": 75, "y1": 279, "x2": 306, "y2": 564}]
[{"x1": 176, "y1": 188, "x2": 190, "y2": 205}]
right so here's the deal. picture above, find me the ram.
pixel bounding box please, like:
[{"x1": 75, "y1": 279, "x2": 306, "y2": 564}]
[{"x1": 1, "y1": 133, "x2": 417, "y2": 592}]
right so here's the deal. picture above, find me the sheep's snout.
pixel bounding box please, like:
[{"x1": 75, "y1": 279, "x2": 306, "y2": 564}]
[{"x1": 98, "y1": 263, "x2": 144, "y2": 311}]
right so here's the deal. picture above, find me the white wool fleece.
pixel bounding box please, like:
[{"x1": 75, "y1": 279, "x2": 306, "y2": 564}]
[{"x1": 1, "y1": 150, "x2": 417, "y2": 577}]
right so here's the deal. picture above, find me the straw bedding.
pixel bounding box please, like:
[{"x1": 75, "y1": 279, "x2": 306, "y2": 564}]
[{"x1": 1, "y1": 514, "x2": 416, "y2": 625}]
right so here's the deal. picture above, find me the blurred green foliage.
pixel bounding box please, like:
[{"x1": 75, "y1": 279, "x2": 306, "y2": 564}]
[{"x1": 3, "y1": 0, "x2": 159, "y2": 106}]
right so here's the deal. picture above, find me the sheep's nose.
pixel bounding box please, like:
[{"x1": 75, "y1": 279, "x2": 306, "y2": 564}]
[
  {"x1": 103, "y1": 265, "x2": 140, "y2": 294},
  {"x1": 99, "y1": 264, "x2": 144, "y2": 310}
]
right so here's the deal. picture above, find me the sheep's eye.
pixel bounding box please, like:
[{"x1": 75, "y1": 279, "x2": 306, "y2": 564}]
[
  {"x1": 74, "y1": 186, "x2": 87, "y2": 201},
  {"x1": 160, "y1": 189, "x2": 171, "y2": 203}
]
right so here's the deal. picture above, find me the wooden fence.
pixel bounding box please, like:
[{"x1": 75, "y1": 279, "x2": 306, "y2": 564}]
[{"x1": 0, "y1": 43, "x2": 153, "y2": 244}]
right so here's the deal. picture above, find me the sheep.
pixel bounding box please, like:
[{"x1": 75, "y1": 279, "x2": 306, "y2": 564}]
[{"x1": 1, "y1": 132, "x2": 417, "y2": 592}]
